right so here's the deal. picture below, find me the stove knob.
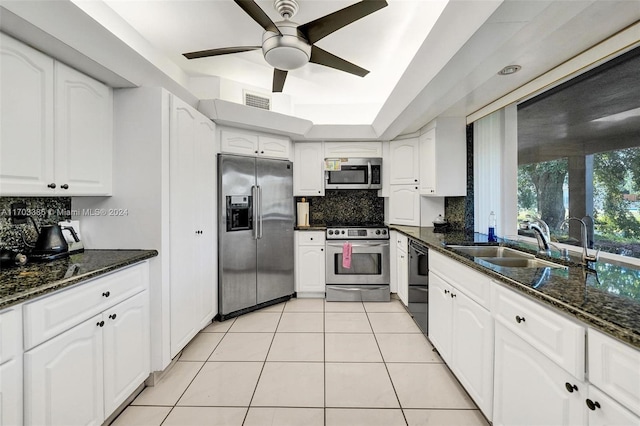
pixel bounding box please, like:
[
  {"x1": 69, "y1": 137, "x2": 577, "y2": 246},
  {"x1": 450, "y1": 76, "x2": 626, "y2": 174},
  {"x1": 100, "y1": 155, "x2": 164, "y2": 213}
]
[
  {"x1": 341, "y1": 230, "x2": 345, "y2": 235},
  {"x1": 382, "y1": 229, "x2": 387, "y2": 235},
  {"x1": 375, "y1": 230, "x2": 381, "y2": 235},
  {"x1": 328, "y1": 230, "x2": 333, "y2": 235}
]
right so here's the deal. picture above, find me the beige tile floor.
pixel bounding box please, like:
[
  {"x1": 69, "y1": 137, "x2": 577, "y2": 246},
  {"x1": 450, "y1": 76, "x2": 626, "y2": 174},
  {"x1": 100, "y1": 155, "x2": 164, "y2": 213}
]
[{"x1": 111, "y1": 298, "x2": 489, "y2": 426}]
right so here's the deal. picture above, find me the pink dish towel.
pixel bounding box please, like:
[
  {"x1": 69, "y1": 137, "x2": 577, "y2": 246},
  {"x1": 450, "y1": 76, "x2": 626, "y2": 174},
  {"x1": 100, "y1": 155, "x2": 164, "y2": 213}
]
[{"x1": 342, "y1": 242, "x2": 352, "y2": 269}]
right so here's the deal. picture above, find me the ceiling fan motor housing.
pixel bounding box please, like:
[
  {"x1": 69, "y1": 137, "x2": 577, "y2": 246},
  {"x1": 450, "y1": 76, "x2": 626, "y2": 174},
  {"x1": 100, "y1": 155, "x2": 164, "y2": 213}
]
[{"x1": 262, "y1": 21, "x2": 311, "y2": 70}]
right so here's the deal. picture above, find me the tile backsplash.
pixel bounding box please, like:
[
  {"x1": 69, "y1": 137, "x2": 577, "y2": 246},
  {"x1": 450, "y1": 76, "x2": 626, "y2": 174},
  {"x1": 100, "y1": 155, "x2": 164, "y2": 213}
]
[
  {"x1": 0, "y1": 197, "x2": 71, "y2": 251},
  {"x1": 298, "y1": 190, "x2": 385, "y2": 226}
]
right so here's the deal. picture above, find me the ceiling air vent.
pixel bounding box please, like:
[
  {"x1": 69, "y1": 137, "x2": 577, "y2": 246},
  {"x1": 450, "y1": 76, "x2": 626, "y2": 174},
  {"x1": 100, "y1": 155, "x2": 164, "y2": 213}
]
[{"x1": 244, "y1": 91, "x2": 271, "y2": 110}]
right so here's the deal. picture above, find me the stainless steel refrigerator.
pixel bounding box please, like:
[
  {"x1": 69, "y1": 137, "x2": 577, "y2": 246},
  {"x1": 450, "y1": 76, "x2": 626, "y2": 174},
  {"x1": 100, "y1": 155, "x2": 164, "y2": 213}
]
[{"x1": 218, "y1": 154, "x2": 294, "y2": 318}]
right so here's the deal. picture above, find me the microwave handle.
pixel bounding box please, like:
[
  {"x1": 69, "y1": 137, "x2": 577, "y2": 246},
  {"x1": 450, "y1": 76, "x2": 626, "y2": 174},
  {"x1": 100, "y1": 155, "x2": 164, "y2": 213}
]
[{"x1": 367, "y1": 161, "x2": 372, "y2": 189}]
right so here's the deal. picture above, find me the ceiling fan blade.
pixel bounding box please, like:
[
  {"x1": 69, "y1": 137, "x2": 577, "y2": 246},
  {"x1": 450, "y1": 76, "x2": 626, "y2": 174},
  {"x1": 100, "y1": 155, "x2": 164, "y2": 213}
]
[
  {"x1": 183, "y1": 46, "x2": 261, "y2": 59},
  {"x1": 309, "y1": 45, "x2": 369, "y2": 77},
  {"x1": 234, "y1": 0, "x2": 282, "y2": 35},
  {"x1": 273, "y1": 69, "x2": 288, "y2": 92},
  {"x1": 298, "y1": 0, "x2": 388, "y2": 44}
]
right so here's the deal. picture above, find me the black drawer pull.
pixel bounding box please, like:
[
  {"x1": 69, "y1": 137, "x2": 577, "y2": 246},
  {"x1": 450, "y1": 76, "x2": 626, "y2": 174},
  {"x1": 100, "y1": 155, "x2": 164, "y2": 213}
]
[
  {"x1": 515, "y1": 315, "x2": 526, "y2": 323},
  {"x1": 102, "y1": 291, "x2": 110, "y2": 298},
  {"x1": 47, "y1": 183, "x2": 56, "y2": 189},
  {"x1": 444, "y1": 289, "x2": 450, "y2": 294},
  {"x1": 96, "y1": 321, "x2": 104, "y2": 327},
  {"x1": 565, "y1": 382, "x2": 578, "y2": 393},
  {"x1": 61, "y1": 184, "x2": 69, "y2": 189},
  {"x1": 586, "y1": 399, "x2": 601, "y2": 410},
  {"x1": 109, "y1": 314, "x2": 117, "y2": 320}
]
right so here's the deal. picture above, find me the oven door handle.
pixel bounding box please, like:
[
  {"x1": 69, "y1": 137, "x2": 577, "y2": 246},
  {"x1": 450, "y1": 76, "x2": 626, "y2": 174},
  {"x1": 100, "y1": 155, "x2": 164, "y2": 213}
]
[
  {"x1": 326, "y1": 242, "x2": 389, "y2": 248},
  {"x1": 327, "y1": 285, "x2": 389, "y2": 291}
]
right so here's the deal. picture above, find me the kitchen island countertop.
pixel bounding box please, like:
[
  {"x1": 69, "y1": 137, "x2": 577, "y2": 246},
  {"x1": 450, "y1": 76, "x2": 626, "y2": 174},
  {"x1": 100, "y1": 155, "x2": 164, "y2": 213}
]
[
  {"x1": 391, "y1": 225, "x2": 640, "y2": 351},
  {"x1": 0, "y1": 249, "x2": 158, "y2": 310}
]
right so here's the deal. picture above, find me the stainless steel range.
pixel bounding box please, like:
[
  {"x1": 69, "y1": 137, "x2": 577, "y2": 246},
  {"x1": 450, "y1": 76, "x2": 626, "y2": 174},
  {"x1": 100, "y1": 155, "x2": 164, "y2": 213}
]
[{"x1": 325, "y1": 225, "x2": 390, "y2": 302}]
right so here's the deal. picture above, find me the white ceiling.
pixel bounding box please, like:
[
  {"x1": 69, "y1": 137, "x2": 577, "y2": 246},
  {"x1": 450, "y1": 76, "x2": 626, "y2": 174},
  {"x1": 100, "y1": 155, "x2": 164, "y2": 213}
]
[{"x1": 102, "y1": 0, "x2": 448, "y2": 124}]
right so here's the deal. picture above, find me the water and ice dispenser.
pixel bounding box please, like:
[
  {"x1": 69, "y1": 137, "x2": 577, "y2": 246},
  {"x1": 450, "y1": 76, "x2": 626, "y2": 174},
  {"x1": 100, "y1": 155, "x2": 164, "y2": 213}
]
[{"x1": 226, "y1": 195, "x2": 253, "y2": 232}]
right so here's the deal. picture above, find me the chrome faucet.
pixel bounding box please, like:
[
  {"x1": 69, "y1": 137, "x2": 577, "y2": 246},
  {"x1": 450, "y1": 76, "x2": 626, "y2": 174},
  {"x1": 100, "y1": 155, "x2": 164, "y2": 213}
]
[
  {"x1": 519, "y1": 216, "x2": 552, "y2": 256},
  {"x1": 560, "y1": 217, "x2": 599, "y2": 265}
]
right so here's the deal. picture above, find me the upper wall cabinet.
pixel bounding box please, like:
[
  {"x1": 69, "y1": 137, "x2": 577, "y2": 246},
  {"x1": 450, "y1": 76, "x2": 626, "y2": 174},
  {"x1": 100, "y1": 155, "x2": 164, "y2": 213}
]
[
  {"x1": 0, "y1": 34, "x2": 112, "y2": 196},
  {"x1": 220, "y1": 128, "x2": 291, "y2": 160},
  {"x1": 324, "y1": 141, "x2": 382, "y2": 158},
  {"x1": 389, "y1": 137, "x2": 420, "y2": 185},
  {"x1": 293, "y1": 142, "x2": 324, "y2": 196},
  {"x1": 419, "y1": 117, "x2": 466, "y2": 197}
]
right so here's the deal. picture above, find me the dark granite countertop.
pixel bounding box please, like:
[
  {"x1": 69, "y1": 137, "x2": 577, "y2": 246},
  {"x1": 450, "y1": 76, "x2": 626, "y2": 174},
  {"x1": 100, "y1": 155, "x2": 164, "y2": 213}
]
[
  {"x1": 0, "y1": 249, "x2": 158, "y2": 310},
  {"x1": 294, "y1": 225, "x2": 327, "y2": 231},
  {"x1": 391, "y1": 225, "x2": 640, "y2": 351}
]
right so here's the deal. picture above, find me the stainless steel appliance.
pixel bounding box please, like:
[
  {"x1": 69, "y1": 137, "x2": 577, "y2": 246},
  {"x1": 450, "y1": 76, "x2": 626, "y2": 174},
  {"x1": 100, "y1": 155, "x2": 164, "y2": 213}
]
[
  {"x1": 408, "y1": 240, "x2": 429, "y2": 335},
  {"x1": 324, "y1": 158, "x2": 382, "y2": 190},
  {"x1": 325, "y1": 225, "x2": 390, "y2": 301},
  {"x1": 218, "y1": 154, "x2": 294, "y2": 319}
]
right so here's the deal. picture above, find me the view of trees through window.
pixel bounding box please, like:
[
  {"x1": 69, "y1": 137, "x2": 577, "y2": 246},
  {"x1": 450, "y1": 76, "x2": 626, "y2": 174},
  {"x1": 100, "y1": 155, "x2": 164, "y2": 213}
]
[{"x1": 517, "y1": 46, "x2": 640, "y2": 259}]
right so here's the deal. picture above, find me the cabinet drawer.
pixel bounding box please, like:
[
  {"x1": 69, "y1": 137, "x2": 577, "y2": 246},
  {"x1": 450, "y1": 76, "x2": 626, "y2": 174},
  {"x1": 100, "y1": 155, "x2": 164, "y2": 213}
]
[
  {"x1": 297, "y1": 231, "x2": 325, "y2": 246},
  {"x1": 0, "y1": 307, "x2": 21, "y2": 363},
  {"x1": 430, "y1": 251, "x2": 491, "y2": 309},
  {"x1": 492, "y1": 284, "x2": 585, "y2": 379},
  {"x1": 588, "y1": 328, "x2": 640, "y2": 417},
  {"x1": 23, "y1": 262, "x2": 149, "y2": 350},
  {"x1": 395, "y1": 233, "x2": 408, "y2": 251}
]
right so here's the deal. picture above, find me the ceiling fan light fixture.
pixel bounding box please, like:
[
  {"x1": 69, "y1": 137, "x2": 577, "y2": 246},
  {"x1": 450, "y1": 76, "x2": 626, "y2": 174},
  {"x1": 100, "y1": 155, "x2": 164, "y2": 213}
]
[
  {"x1": 262, "y1": 21, "x2": 311, "y2": 70},
  {"x1": 498, "y1": 65, "x2": 522, "y2": 75}
]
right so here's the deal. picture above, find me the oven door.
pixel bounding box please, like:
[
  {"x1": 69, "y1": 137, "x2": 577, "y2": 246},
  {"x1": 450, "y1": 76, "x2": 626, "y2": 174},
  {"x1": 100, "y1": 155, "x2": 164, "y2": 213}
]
[{"x1": 325, "y1": 240, "x2": 390, "y2": 285}]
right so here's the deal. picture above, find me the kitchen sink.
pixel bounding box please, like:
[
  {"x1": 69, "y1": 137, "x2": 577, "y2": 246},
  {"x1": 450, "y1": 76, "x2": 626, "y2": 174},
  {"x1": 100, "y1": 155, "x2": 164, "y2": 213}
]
[{"x1": 447, "y1": 245, "x2": 567, "y2": 269}]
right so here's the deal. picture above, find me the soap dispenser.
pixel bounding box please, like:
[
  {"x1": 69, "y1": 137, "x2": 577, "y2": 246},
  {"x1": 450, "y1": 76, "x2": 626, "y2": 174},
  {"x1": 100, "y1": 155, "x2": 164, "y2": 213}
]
[{"x1": 488, "y1": 211, "x2": 497, "y2": 242}]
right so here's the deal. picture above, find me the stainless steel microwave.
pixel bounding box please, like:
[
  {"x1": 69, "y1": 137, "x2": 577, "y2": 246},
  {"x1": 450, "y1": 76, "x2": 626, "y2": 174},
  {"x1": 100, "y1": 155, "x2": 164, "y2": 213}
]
[{"x1": 324, "y1": 158, "x2": 382, "y2": 190}]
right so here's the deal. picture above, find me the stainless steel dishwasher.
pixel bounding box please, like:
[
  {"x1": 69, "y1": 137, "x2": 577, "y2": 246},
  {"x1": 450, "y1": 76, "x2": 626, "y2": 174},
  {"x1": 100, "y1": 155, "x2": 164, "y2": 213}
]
[{"x1": 408, "y1": 240, "x2": 429, "y2": 335}]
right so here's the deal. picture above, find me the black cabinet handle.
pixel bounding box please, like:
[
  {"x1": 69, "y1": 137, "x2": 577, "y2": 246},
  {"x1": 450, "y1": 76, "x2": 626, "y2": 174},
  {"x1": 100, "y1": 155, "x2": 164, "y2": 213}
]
[
  {"x1": 47, "y1": 183, "x2": 56, "y2": 189},
  {"x1": 109, "y1": 314, "x2": 117, "y2": 320},
  {"x1": 451, "y1": 293, "x2": 457, "y2": 298},
  {"x1": 96, "y1": 321, "x2": 104, "y2": 327},
  {"x1": 444, "y1": 289, "x2": 450, "y2": 294},
  {"x1": 102, "y1": 291, "x2": 110, "y2": 298},
  {"x1": 515, "y1": 315, "x2": 526, "y2": 323},
  {"x1": 320, "y1": 248, "x2": 323, "y2": 251},
  {"x1": 260, "y1": 151, "x2": 264, "y2": 154},
  {"x1": 61, "y1": 184, "x2": 69, "y2": 189},
  {"x1": 586, "y1": 399, "x2": 601, "y2": 410},
  {"x1": 565, "y1": 382, "x2": 578, "y2": 393}
]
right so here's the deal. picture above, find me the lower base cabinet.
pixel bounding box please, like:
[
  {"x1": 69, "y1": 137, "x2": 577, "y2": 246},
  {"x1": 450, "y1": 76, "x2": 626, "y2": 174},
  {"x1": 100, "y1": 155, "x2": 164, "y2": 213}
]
[
  {"x1": 23, "y1": 269, "x2": 150, "y2": 426},
  {"x1": 493, "y1": 322, "x2": 586, "y2": 426},
  {"x1": 587, "y1": 385, "x2": 640, "y2": 425},
  {"x1": 0, "y1": 358, "x2": 22, "y2": 426},
  {"x1": 295, "y1": 231, "x2": 326, "y2": 295}
]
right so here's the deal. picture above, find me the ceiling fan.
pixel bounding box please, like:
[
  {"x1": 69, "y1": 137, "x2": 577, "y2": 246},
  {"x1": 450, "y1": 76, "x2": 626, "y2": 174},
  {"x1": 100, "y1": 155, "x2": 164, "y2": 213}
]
[{"x1": 183, "y1": 0, "x2": 388, "y2": 92}]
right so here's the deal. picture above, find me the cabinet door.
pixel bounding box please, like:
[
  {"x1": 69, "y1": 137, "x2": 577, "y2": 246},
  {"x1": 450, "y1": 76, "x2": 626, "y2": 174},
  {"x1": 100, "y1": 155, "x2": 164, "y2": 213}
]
[
  {"x1": 24, "y1": 314, "x2": 104, "y2": 426},
  {"x1": 493, "y1": 323, "x2": 585, "y2": 426},
  {"x1": 220, "y1": 129, "x2": 259, "y2": 156},
  {"x1": 195, "y1": 118, "x2": 217, "y2": 326},
  {"x1": 55, "y1": 62, "x2": 112, "y2": 195},
  {"x1": 389, "y1": 185, "x2": 420, "y2": 226},
  {"x1": 428, "y1": 272, "x2": 453, "y2": 363},
  {"x1": 294, "y1": 142, "x2": 324, "y2": 196},
  {"x1": 103, "y1": 292, "x2": 150, "y2": 416},
  {"x1": 296, "y1": 245, "x2": 326, "y2": 293},
  {"x1": 451, "y1": 290, "x2": 494, "y2": 419},
  {"x1": 259, "y1": 135, "x2": 290, "y2": 159},
  {"x1": 0, "y1": 358, "x2": 22, "y2": 426},
  {"x1": 396, "y1": 248, "x2": 408, "y2": 306},
  {"x1": 389, "y1": 138, "x2": 419, "y2": 184},
  {"x1": 419, "y1": 129, "x2": 436, "y2": 195},
  {"x1": 0, "y1": 33, "x2": 55, "y2": 195},
  {"x1": 587, "y1": 385, "x2": 640, "y2": 426},
  {"x1": 169, "y1": 96, "x2": 200, "y2": 358}
]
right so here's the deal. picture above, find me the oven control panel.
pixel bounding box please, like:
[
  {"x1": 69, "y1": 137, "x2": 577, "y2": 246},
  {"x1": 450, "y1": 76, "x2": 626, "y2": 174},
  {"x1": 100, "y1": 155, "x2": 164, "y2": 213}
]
[{"x1": 326, "y1": 227, "x2": 389, "y2": 240}]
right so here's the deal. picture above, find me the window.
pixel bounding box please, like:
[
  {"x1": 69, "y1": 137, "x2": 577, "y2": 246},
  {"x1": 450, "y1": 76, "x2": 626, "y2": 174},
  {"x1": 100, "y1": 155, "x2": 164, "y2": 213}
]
[{"x1": 517, "y1": 47, "x2": 640, "y2": 259}]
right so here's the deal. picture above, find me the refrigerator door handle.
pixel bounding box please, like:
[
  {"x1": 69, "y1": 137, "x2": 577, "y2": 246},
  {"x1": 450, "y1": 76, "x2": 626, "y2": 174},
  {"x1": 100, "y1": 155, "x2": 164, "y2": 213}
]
[
  {"x1": 251, "y1": 185, "x2": 258, "y2": 240},
  {"x1": 257, "y1": 185, "x2": 262, "y2": 239}
]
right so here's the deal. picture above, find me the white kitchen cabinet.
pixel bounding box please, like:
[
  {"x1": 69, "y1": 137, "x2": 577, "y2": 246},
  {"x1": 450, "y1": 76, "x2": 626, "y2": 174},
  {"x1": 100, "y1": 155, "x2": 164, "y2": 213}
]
[
  {"x1": 493, "y1": 322, "x2": 586, "y2": 426},
  {"x1": 389, "y1": 137, "x2": 420, "y2": 185},
  {"x1": 220, "y1": 128, "x2": 290, "y2": 159},
  {"x1": 23, "y1": 263, "x2": 150, "y2": 426},
  {"x1": 588, "y1": 328, "x2": 640, "y2": 418},
  {"x1": 169, "y1": 96, "x2": 217, "y2": 358},
  {"x1": 0, "y1": 33, "x2": 112, "y2": 196},
  {"x1": 388, "y1": 184, "x2": 420, "y2": 226},
  {"x1": 295, "y1": 231, "x2": 326, "y2": 296},
  {"x1": 395, "y1": 233, "x2": 408, "y2": 306},
  {"x1": 324, "y1": 141, "x2": 382, "y2": 158},
  {"x1": 586, "y1": 384, "x2": 640, "y2": 426},
  {"x1": 419, "y1": 117, "x2": 466, "y2": 196},
  {"x1": 73, "y1": 87, "x2": 218, "y2": 371},
  {"x1": 294, "y1": 142, "x2": 324, "y2": 196},
  {"x1": 0, "y1": 307, "x2": 23, "y2": 426},
  {"x1": 429, "y1": 270, "x2": 493, "y2": 418}
]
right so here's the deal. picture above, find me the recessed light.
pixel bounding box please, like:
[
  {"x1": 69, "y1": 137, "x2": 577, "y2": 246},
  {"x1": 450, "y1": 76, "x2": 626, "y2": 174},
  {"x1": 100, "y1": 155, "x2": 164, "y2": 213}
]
[{"x1": 498, "y1": 65, "x2": 522, "y2": 76}]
